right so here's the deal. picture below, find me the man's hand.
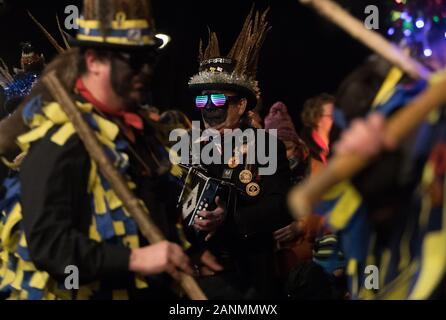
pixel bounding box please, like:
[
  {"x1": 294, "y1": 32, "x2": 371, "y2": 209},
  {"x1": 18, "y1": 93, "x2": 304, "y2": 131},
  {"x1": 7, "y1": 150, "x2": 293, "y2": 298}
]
[
  {"x1": 333, "y1": 113, "x2": 396, "y2": 159},
  {"x1": 194, "y1": 250, "x2": 224, "y2": 276},
  {"x1": 129, "y1": 241, "x2": 193, "y2": 281},
  {"x1": 274, "y1": 221, "x2": 303, "y2": 243},
  {"x1": 193, "y1": 196, "x2": 225, "y2": 241}
]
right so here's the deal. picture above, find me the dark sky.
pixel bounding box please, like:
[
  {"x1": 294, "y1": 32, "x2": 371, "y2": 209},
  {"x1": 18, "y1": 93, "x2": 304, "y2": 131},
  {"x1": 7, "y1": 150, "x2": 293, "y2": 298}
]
[{"x1": 0, "y1": 0, "x2": 387, "y2": 126}]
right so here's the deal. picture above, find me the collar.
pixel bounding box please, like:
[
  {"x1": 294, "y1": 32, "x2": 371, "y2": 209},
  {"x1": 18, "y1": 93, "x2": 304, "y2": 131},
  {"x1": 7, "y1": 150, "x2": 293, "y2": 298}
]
[
  {"x1": 75, "y1": 78, "x2": 144, "y2": 131},
  {"x1": 312, "y1": 129, "x2": 329, "y2": 164}
]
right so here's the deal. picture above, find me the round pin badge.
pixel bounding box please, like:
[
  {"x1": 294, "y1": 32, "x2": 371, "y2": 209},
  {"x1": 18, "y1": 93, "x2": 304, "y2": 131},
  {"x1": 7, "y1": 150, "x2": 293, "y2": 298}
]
[
  {"x1": 246, "y1": 182, "x2": 260, "y2": 197},
  {"x1": 239, "y1": 170, "x2": 253, "y2": 184}
]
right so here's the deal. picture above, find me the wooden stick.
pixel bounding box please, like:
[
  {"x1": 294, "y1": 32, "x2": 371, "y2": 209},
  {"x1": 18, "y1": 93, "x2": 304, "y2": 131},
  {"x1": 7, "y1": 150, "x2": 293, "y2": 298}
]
[
  {"x1": 42, "y1": 71, "x2": 207, "y2": 300},
  {"x1": 299, "y1": 0, "x2": 431, "y2": 80},
  {"x1": 289, "y1": 75, "x2": 446, "y2": 219}
]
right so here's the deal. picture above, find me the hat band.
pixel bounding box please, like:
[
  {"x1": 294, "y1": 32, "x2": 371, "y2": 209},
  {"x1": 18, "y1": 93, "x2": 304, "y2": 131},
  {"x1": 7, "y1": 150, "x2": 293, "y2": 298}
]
[
  {"x1": 76, "y1": 18, "x2": 156, "y2": 46},
  {"x1": 78, "y1": 18, "x2": 150, "y2": 30}
]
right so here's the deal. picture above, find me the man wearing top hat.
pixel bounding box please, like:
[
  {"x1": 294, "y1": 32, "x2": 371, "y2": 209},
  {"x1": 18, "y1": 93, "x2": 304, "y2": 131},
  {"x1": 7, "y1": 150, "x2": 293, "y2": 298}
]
[
  {"x1": 0, "y1": 0, "x2": 221, "y2": 300},
  {"x1": 185, "y1": 8, "x2": 292, "y2": 299}
]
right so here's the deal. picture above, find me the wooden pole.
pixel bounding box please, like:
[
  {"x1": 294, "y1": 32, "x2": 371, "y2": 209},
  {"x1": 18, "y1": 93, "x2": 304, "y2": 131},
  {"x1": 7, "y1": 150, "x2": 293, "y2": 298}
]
[
  {"x1": 289, "y1": 75, "x2": 446, "y2": 218},
  {"x1": 299, "y1": 0, "x2": 431, "y2": 80},
  {"x1": 42, "y1": 71, "x2": 207, "y2": 300}
]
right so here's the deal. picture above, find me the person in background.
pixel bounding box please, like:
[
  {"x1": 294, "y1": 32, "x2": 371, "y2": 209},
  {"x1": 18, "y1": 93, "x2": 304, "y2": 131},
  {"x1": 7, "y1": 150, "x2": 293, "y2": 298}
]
[
  {"x1": 300, "y1": 93, "x2": 335, "y2": 176},
  {"x1": 264, "y1": 101, "x2": 328, "y2": 285}
]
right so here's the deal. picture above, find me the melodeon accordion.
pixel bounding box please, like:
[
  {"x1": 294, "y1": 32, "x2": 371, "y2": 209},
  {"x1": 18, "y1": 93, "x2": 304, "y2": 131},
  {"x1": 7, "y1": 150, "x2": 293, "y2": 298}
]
[{"x1": 177, "y1": 166, "x2": 233, "y2": 228}]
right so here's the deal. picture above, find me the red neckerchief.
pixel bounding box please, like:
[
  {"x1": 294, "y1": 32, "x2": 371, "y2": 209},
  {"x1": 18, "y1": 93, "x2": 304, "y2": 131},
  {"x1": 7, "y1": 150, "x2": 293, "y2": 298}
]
[
  {"x1": 75, "y1": 78, "x2": 144, "y2": 142},
  {"x1": 312, "y1": 129, "x2": 329, "y2": 164}
]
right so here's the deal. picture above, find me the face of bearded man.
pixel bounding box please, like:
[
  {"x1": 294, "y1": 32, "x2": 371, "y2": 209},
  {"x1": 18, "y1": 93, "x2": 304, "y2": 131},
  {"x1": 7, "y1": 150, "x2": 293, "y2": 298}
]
[{"x1": 109, "y1": 52, "x2": 155, "y2": 110}]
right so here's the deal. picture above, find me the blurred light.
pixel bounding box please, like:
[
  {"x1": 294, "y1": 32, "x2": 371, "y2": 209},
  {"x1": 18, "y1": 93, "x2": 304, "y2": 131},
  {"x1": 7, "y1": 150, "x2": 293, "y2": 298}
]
[
  {"x1": 433, "y1": 16, "x2": 440, "y2": 23},
  {"x1": 401, "y1": 12, "x2": 412, "y2": 22},
  {"x1": 403, "y1": 29, "x2": 412, "y2": 36},
  {"x1": 388, "y1": 28, "x2": 395, "y2": 36},
  {"x1": 415, "y1": 19, "x2": 425, "y2": 28},
  {"x1": 155, "y1": 34, "x2": 171, "y2": 49},
  {"x1": 424, "y1": 48, "x2": 433, "y2": 57}
]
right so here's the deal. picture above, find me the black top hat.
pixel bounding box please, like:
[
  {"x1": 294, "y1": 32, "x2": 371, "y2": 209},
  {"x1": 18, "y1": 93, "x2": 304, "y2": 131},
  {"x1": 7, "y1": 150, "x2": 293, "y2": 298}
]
[
  {"x1": 189, "y1": 7, "x2": 271, "y2": 110},
  {"x1": 70, "y1": 0, "x2": 163, "y2": 51}
]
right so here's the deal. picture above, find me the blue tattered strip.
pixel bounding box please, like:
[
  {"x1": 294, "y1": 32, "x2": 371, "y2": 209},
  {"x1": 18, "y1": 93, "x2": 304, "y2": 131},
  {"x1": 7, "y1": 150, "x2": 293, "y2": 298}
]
[
  {"x1": 21, "y1": 272, "x2": 45, "y2": 300},
  {"x1": 22, "y1": 95, "x2": 44, "y2": 125},
  {"x1": 16, "y1": 244, "x2": 31, "y2": 262},
  {"x1": 0, "y1": 178, "x2": 21, "y2": 214}
]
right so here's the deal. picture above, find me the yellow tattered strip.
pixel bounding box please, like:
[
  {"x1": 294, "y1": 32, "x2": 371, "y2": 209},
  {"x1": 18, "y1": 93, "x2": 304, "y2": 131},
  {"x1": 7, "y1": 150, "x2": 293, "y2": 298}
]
[
  {"x1": 135, "y1": 275, "x2": 149, "y2": 289},
  {"x1": 92, "y1": 114, "x2": 119, "y2": 142},
  {"x1": 96, "y1": 132, "x2": 116, "y2": 150},
  {"x1": 113, "y1": 221, "x2": 126, "y2": 236},
  {"x1": 0, "y1": 269, "x2": 15, "y2": 290},
  {"x1": 89, "y1": 216, "x2": 102, "y2": 242},
  {"x1": 347, "y1": 259, "x2": 359, "y2": 297},
  {"x1": 176, "y1": 224, "x2": 192, "y2": 251},
  {"x1": 372, "y1": 67, "x2": 403, "y2": 108},
  {"x1": 87, "y1": 161, "x2": 98, "y2": 193},
  {"x1": 321, "y1": 181, "x2": 350, "y2": 201},
  {"x1": 92, "y1": 182, "x2": 107, "y2": 215},
  {"x1": 29, "y1": 271, "x2": 50, "y2": 290},
  {"x1": 1, "y1": 204, "x2": 22, "y2": 250},
  {"x1": 408, "y1": 176, "x2": 446, "y2": 300},
  {"x1": 112, "y1": 289, "x2": 129, "y2": 300},
  {"x1": 11, "y1": 269, "x2": 24, "y2": 291},
  {"x1": 123, "y1": 235, "x2": 139, "y2": 249},
  {"x1": 17, "y1": 120, "x2": 54, "y2": 151},
  {"x1": 106, "y1": 190, "x2": 123, "y2": 210},
  {"x1": 42, "y1": 102, "x2": 69, "y2": 124},
  {"x1": 328, "y1": 184, "x2": 362, "y2": 231},
  {"x1": 28, "y1": 113, "x2": 47, "y2": 129},
  {"x1": 76, "y1": 286, "x2": 95, "y2": 300},
  {"x1": 51, "y1": 123, "x2": 76, "y2": 146}
]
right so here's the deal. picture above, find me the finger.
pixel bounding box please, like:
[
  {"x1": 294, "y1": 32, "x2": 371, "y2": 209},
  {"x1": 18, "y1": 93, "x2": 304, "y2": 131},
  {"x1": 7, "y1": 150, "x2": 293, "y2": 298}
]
[
  {"x1": 197, "y1": 211, "x2": 211, "y2": 219},
  {"x1": 212, "y1": 206, "x2": 225, "y2": 216},
  {"x1": 275, "y1": 233, "x2": 290, "y2": 242},
  {"x1": 194, "y1": 217, "x2": 212, "y2": 229},
  {"x1": 274, "y1": 226, "x2": 289, "y2": 235},
  {"x1": 166, "y1": 265, "x2": 181, "y2": 281},
  {"x1": 214, "y1": 196, "x2": 223, "y2": 209},
  {"x1": 169, "y1": 244, "x2": 193, "y2": 275},
  {"x1": 367, "y1": 112, "x2": 385, "y2": 130},
  {"x1": 205, "y1": 231, "x2": 215, "y2": 242},
  {"x1": 201, "y1": 250, "x2": 224, "y2": 271}
]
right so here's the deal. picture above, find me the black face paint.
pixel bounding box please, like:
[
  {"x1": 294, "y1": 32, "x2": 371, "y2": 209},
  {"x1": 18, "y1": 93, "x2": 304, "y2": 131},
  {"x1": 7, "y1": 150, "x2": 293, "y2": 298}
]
[
  {"x1": 110, "y1": 54, "x2": 154, "y2": 108},
  {"x1": 110, "y1": 57, "x2": 135, "y2": 102},
  {"x1": 201, "y1": 106, "x2": 228, "y2": 126}
]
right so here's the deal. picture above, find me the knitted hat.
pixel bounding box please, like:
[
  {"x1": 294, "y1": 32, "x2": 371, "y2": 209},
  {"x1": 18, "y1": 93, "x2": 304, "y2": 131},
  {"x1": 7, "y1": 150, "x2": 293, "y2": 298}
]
[{"x1": 264, "y1": 102, "x2": 301, "y2": 145}]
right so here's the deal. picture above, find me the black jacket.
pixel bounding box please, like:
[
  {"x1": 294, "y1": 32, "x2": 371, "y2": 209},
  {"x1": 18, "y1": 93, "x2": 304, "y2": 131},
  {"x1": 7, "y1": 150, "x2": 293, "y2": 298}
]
[
  {"x1": 186, "y1": 130, "x2": 292, "y2": 298},
  {"x1": 20, "y1": 119, "x2": 179, "y2": 299}
]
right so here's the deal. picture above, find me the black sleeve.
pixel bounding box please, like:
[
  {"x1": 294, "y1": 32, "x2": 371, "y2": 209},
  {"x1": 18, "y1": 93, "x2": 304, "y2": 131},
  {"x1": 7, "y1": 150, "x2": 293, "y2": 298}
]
[
  {"x1": 233, "y1": 138, "x2": 293, "y2": 237},
  {"x1": 20, "y1": 129, "x2": 131, "y2": 284}
]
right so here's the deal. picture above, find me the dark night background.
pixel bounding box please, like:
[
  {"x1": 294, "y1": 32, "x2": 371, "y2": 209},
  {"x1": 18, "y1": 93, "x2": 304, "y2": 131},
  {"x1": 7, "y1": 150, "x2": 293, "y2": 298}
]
[{"x1": 0, "y1": 0, "x2": 389, "y2": 127}]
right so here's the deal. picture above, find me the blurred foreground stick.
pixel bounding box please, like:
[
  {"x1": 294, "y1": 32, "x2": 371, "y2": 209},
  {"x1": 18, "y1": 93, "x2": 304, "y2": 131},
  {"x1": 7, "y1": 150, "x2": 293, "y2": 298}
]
[
  {"x1": 288, "y1": 75, "x2": 446, "y2": 219},
  {"x1": 42, "y1": 71, "x2": 207, "y2": 300}
]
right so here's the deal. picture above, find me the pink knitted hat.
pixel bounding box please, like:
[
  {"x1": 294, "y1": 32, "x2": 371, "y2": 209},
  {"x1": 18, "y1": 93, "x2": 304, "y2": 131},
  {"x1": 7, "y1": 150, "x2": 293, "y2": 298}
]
[{"x1": 264, "y1": 101, "x2": 300, "y2": 145}]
